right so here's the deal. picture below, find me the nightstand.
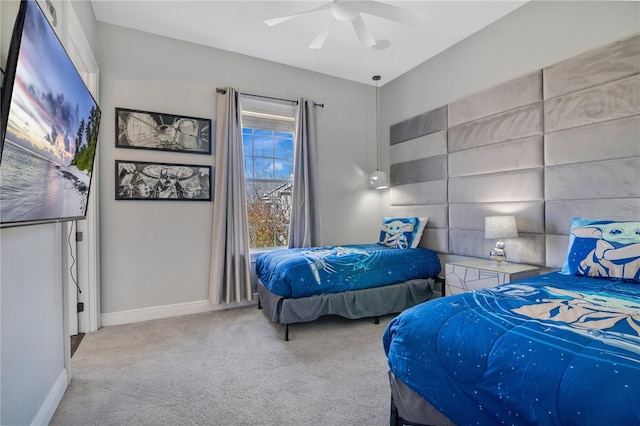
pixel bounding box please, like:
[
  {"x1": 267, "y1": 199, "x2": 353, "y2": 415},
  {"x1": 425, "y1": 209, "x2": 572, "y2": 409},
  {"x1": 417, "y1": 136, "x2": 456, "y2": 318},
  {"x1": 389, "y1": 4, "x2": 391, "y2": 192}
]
[{"x1": 445, "y1": 259, "x2": 539, "y2": 296}]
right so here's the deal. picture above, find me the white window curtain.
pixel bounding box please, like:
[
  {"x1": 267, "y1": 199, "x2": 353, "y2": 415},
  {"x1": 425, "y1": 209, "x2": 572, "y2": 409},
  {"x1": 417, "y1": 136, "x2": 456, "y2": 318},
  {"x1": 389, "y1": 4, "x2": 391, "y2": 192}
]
[
  {"x1": 288, "y1": 99, "x2": 320, "y2": 248},
  {"x1": 209, "y1": 88, "x2": 253, "y2": 304}
]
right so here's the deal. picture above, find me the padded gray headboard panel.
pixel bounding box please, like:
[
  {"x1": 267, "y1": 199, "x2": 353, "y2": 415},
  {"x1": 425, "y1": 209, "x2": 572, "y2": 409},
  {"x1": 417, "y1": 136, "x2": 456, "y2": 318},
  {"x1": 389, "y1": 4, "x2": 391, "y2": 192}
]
[
  {"x1": 389, "y1": 35, "x2": 640, "y2": 268},
  {"x1": 389, "y1": 106, "x2": 449, "y2": 253},
  {"x1": 447, "y1": 70, "x2": 545, "y2": 266},
  {"x1": 543, "y1": 35, "x2": 640, "y2": 267}
]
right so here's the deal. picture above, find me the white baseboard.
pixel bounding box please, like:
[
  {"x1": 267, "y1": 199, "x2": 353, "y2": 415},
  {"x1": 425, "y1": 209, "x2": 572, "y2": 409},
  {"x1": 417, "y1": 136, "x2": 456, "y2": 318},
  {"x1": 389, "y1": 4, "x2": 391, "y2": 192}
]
[
  {"x1": 32, "y1": 369, "x2": 67, "y2": 426},
  {"x1": 101, "y1": 298, "x2": 257, "y2": 327}
]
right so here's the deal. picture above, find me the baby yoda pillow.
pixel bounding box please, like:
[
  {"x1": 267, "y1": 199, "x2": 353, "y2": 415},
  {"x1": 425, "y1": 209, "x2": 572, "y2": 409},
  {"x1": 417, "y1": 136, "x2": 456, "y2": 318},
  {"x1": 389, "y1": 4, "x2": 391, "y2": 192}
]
[
  {"x1": 561, "y1": 218, "x2": 640, "y2": 283},
  {"x1": 378, "y1": 217, "x2": 421, "y2": 250}
]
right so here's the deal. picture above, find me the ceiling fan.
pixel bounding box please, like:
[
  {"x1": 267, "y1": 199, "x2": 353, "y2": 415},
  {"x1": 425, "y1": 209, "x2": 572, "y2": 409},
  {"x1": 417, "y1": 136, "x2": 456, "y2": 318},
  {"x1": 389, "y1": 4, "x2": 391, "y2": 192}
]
[{"x1": 264, "y1": 0, "x2": 427, "y2": 49}]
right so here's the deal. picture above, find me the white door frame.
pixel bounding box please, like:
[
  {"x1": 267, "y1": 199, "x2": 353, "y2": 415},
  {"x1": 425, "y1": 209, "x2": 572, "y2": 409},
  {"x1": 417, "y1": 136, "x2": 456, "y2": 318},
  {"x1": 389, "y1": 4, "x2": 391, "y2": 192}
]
[{"x1": 62, "y1": 0, "x2": 101, "y2": 334}]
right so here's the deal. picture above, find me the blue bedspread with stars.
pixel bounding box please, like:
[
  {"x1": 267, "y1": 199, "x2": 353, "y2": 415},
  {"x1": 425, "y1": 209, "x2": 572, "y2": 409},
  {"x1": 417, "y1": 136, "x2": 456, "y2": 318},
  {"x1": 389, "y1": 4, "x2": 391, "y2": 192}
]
[
  {"x1": 383, "y1": 272, "x2": 640, "y2": 425},
  {"x1": 256, "y1": 244, "x2": 441, "y2": 298}
]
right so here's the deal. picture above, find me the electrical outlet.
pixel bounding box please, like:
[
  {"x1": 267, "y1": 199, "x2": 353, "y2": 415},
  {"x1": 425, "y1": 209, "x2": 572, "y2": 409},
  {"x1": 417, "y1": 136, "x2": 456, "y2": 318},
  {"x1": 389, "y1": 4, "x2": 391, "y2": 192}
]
[
  {"x1": 77, "y1": 302, "x2": 84, "y2": 313},
  {"x1": 76, "y1": 231, "x2": 83, "y2": 242}
]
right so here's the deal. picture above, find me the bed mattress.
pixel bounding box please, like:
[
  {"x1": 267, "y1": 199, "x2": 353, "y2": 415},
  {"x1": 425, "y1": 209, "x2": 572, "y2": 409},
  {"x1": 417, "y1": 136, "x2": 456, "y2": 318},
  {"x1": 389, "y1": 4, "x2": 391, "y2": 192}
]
[{"x1": 256, "y1": 244, "x2": 441, "y2": 298}]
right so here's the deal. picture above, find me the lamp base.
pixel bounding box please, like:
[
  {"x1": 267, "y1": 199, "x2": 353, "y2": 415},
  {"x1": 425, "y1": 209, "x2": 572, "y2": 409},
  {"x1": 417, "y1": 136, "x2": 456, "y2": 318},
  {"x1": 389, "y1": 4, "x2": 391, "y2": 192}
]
[{"x1": 489, "y1": 240, "x2": 507, "y2": 267}]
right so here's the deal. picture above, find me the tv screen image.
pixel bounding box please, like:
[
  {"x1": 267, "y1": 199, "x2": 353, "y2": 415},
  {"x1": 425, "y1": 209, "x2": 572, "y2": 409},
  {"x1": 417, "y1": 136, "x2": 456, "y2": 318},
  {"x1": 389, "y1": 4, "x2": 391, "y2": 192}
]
[{"x1": 0, "y1": 0, "x2": 101, "y2": 228}]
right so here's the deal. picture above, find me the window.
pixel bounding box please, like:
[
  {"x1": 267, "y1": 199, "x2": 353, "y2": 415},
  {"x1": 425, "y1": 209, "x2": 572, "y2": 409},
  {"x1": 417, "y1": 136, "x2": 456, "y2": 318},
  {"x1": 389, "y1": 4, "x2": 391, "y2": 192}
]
[{"x1": 241, "y1": 97, "x2": 295, "y2": 248}]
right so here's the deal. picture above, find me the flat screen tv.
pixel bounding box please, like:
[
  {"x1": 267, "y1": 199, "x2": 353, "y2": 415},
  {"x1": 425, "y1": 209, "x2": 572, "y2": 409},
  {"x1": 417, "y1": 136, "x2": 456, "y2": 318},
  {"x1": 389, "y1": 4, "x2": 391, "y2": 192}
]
[{"x1": 0, "y1": 0, "x2": 101, "y2": 228}]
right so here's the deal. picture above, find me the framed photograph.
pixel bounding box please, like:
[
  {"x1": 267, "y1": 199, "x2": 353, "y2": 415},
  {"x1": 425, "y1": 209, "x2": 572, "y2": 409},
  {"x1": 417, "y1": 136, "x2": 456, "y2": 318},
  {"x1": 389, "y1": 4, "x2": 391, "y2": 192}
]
[
  {"x1": 115, "y1": 160, "x2": 212, "y2": 201},
  {"x1": 116, "y1": 107, "x2": 212, "y2": 154}
]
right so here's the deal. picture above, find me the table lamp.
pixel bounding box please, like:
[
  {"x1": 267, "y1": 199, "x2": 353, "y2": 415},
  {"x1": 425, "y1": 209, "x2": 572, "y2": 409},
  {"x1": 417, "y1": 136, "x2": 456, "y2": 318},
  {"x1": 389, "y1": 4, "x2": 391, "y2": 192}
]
[{"x1": 485, "y1": 215, "x2": 518, "y2": 264}]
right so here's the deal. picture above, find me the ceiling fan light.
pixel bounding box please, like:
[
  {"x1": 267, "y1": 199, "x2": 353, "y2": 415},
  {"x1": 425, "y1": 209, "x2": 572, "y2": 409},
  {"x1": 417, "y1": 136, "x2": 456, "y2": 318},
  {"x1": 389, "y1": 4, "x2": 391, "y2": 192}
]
[
  {"x1": 331, "y1": 1, "x2": 360, "y2": 21},
  {"x1": 265, "y1": 0, "x2": 427, "y2": 50}
]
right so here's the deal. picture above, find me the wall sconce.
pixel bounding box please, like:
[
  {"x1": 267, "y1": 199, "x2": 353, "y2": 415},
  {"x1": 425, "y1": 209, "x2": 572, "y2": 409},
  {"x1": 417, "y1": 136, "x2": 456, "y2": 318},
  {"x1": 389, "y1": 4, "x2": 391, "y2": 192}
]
[
  {"x1": 485, "y1": 215, "x2": 518, "y2": 265},
  {"x1": 369, "y1": 75, "x2": 388, "y2": 190}
]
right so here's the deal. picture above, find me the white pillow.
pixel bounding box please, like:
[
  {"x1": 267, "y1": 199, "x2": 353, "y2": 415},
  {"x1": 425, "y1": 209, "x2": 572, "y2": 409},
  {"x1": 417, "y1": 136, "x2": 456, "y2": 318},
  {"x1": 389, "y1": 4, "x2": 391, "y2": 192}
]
[{"x1": 410, "y1": 217, "x2": 429, "y2": 248}]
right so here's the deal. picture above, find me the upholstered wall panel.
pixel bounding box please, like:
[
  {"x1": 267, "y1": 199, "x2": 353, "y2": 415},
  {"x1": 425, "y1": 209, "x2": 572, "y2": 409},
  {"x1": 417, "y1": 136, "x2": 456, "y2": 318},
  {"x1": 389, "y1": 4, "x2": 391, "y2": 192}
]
[
  {"x1": 545, "y1": 75, "x2": 640, "y2": 133},
  {"x1": 546, "y1": 235, "x2": 570, "y2": 269},
  {"x1": 422, "y1": 228, "x2": 449, "y2": 253},
  {"x1": 388, "y1": 204, "x2": 448, "y2": 229},
  {"x1": 448, "y1": 136, "x2": 543, "y2": 178},
  {"x1": 390, "y1": 155, "x2": 447, "y2": 186},
  {"x1": 544, "y1": 35, "x2": 640, "y2": 99},
  {"x1": 449, "y1": 230, "x2": 545, "y2": 266},
  {"x1": 546, "y1": 199, "x2": 640, "y2": 234},
  {"x1": 545, "y1": 157, "x2": 640, "y2": 200},
  {"x1": 442, "y1": 64, "x2": 544, "y2": 265},
  {"x1": 448, "y1": 230, "x2": 484, "y2": 258},
  {"x1": 389, "y1": 106, "x2": 447, "y2": 145},
  {"x1": 448, "y1": 103, "x2": 543, "y2": 152},
  {"x1": 449, "y1": 201, "x2": 544, "y2": 234},
  {"x1": 542, "y1": 35, "x2": 639, "y2": 265},
  {"x1": 504, "y1": 234, "x2": 546, "y2": 267},
  {"x1": 390, "y1": 131, "x2": 447, "y2": 165},
  {"x1": 449, "y1": 71, "x2": 543, "y2": 127},
  {"x1": 388, "y1": 35, "x2": 639, "y2": 267},
  {"x1": 449, "y1": 169, "x2": 544, "y2": 204},
  {"x1": 389, "y1": 106, "x2": 450, "y2": 253},
  {"x1": 390, "y1": 181, "x2": 448, "y2": 206},
  {"x1": 545, "y1": 116, "x2": 640, "y2": 166}
]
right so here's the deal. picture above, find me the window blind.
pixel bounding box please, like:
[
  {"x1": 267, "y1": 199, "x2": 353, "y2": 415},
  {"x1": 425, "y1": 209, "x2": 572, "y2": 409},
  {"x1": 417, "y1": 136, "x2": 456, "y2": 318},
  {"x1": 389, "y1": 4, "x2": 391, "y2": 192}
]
[{"x1": 240, "y1": 95, "x2": 295, "y2": 133}]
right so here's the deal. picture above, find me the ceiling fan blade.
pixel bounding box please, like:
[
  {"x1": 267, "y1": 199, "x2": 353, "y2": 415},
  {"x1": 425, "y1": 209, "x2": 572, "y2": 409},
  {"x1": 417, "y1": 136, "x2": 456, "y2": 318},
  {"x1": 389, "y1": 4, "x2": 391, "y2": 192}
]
[
  {"x1": 359, "y1": 0, "x2": 427, "y2": 26},
  {"x1": 351, "y1": 16, "x2": 376, "y2": 48},
  {"x1": 309, "y1": 18, "x2": 336, "y2": 49},
  {"x1": 264, "y1": 3, "x2": 332, "y2": 26}
]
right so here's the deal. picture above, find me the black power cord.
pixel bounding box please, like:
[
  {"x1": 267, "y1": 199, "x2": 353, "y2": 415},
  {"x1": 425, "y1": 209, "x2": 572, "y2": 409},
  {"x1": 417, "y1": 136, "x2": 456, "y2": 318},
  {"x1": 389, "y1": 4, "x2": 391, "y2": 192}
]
[{"x1": 67, "y1": 222, "x2": 81, "y2": 294}]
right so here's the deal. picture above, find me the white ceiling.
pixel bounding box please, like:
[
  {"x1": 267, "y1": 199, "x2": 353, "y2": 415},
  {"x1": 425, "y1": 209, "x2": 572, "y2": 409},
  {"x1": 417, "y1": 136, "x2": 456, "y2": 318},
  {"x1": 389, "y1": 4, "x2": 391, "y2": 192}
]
[{"x1": 89, "y1": 1, "x2": 527, "y2": 86}]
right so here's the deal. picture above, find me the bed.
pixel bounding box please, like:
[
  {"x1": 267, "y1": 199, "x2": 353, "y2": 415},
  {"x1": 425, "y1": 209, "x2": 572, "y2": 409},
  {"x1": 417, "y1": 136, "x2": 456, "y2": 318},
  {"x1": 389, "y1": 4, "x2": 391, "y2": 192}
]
[
  {"x1": 383, "y1": 218, "x2": 640, "y2": 425},
  {"x1": 256, "y1": 217, "x2": 442, "y2": 340}
]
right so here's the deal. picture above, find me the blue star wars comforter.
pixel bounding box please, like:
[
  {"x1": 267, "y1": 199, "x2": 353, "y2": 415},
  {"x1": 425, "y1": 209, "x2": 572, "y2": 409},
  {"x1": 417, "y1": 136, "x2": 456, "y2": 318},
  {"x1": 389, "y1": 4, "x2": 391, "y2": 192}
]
[
  {"x1": 383, "y1": 272, "x2": 640, "y2": 425},
  {"x1": 256, "y1": 244, "x2": 441, "y2": 298}
]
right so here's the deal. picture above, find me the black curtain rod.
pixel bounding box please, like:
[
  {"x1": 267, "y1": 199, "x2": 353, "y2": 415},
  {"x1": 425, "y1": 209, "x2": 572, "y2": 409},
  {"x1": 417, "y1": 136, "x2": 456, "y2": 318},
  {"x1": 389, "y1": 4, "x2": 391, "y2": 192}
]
[{"x1": 216, "y1": 87, "x2": 324, "y2": 108}]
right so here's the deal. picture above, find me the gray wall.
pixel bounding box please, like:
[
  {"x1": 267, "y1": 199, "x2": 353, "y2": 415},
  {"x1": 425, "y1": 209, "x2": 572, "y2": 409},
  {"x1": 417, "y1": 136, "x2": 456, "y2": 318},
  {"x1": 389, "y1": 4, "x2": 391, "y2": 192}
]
[
  {"x1": 95, "y1": 23, "x2": 385, "y2": 322},
  {"x1": 383, "y1": 1, "x2": 640, "y2": 268},
  {"x1": 1, "y1": 225, "x2": 66, "y2": 425}
]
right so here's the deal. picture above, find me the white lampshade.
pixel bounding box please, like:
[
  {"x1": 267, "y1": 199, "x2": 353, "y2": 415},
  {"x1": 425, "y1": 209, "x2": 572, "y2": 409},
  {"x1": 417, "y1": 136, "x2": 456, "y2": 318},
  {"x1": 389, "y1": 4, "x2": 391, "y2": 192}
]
[
  {"x1": 485, "y1": 216, "x2": 518, "y2": 239},
  {"x1": 369, "y1": 170, "x2": 389, "y2": 190}
]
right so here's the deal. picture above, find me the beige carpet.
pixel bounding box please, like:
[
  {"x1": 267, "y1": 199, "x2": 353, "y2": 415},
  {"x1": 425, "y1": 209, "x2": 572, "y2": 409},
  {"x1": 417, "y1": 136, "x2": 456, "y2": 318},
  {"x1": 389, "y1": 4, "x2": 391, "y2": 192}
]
[{"x1": 50, "y1": 305, "x2": 395, "y2": 425}]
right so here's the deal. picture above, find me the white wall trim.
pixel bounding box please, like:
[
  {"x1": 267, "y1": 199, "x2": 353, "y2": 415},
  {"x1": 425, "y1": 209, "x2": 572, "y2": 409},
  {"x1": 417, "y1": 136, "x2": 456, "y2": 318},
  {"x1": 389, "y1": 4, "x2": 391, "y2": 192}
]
[
  {"x1": 101, "y1": 300, "x2": 258, "y2": 327},
  {"x1": 31, "y1": 369, "x2": 68, "y2": 426},
  {"x1": 63, "y1": 0, "x2": 101, "y2": 334},
  {"x1": 64, "y1": 1, "x2": 99, "y2": 98}
]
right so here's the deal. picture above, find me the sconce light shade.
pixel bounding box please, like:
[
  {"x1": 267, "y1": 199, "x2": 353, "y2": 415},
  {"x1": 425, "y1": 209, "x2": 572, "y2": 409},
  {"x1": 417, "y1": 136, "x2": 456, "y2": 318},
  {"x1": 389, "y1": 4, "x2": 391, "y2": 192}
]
[
  {"x1": 369, "y1": 170, "x2": 389, "y2": 190},
  {"x1": 485, "y1": 215, "x2": 518, "y2": 264}
]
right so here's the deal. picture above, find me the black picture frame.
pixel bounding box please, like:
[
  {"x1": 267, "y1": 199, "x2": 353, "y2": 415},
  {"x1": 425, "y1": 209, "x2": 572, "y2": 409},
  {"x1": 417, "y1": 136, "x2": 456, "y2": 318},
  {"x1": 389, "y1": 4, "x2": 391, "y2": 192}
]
[
  {"x1": 116, "y1": 107, "x2": 212, "y2": 154},
  {"x1": 115, "y1": 160, "x2": 212, "y2": 201}
]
